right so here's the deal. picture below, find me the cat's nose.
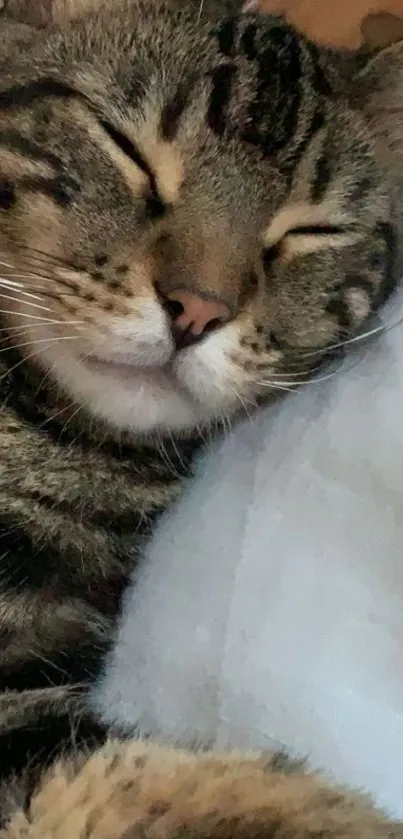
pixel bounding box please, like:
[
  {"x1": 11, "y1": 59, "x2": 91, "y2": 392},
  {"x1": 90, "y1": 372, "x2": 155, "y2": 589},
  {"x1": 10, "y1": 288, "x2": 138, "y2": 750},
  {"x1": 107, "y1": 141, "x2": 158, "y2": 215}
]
[{"x1": 161, "y1": 289, "x2": 231, "y2": 350}]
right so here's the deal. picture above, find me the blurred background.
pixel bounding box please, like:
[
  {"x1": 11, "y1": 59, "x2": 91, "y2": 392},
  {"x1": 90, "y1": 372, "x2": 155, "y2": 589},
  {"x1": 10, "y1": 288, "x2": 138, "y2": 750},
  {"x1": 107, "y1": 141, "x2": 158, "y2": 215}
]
[{"x1": 259, "y1": 0, "x2": 403, "y2": 46}]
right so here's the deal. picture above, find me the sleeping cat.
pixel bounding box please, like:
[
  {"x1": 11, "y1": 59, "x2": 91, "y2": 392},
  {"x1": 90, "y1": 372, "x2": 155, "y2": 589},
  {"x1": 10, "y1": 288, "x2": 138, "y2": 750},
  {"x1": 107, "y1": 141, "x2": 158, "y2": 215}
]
[{"x1": 0, "y1": 0, "x2": 401, "y2": 823}]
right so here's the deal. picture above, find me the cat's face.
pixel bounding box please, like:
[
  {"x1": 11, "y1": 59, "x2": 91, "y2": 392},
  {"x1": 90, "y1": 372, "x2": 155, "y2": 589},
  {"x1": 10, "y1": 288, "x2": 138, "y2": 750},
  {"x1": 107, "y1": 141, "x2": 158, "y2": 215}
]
[{"x1": 0, "y1": 2, "x2": 388, "y2": 434}]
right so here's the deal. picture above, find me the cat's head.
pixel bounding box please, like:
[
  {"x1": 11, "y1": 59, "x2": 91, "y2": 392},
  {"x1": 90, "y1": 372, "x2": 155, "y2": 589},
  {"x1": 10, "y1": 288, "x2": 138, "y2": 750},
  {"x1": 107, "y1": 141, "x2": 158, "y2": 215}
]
[{"x1": 0, "y1": 1, "x2": 390, "y2": 435}]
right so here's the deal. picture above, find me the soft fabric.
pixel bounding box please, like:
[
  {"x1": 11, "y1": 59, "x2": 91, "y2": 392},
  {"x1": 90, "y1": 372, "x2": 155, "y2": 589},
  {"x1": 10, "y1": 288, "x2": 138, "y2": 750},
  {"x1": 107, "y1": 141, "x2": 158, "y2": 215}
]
[{"x1": 92, "y1": 286, "x2": 403, "y2": 820}]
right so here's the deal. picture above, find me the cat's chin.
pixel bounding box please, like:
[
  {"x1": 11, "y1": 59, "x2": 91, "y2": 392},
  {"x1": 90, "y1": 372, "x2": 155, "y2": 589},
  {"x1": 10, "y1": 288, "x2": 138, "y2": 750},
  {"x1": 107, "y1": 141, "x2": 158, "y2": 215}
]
[
  {"x1": 31, "y1": 337, "x2": 240, "y2": 435},
  {"x1": 18, "y1": 313, "x2": 248, "y2": 434},
  {"x1": 48, "y1": 349, "x2": 208, "y2": 434},
  {"x1": 82, "y1": 355, "x2": 171, "y2": 378}
]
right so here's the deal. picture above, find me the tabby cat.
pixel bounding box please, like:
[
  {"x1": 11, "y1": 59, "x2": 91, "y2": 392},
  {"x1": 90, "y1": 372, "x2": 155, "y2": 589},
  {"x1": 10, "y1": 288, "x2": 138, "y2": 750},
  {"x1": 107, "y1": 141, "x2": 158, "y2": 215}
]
[{"x1": 0, "y1": 0, "x2": 401, "y2": 823}]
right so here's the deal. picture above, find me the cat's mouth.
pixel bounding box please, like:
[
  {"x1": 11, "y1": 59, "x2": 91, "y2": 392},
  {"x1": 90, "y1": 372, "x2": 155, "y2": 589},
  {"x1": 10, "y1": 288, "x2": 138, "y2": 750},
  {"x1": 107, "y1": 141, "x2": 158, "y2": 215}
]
[
  {"x1": 81, "y1": 351, "x2": 192, "y2": 396},
  {"x1": 84, "y1": 356, "x2": 166, "y2": 373},
  {"x1": 21, "y1": 320, "x2": 241, "y2": 433},
  {"x1": 82, "y1": 351, "x2": 182, "y2": 377}
]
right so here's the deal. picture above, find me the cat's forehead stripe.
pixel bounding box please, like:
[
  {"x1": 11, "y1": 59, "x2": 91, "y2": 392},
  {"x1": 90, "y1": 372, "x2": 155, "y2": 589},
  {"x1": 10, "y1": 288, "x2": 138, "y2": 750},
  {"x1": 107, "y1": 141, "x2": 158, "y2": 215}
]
[
  {"x1": 134, "y1": 106, "x2": 184, "y2": 204},
  {"x1": 148, "y1": 142, "x2": 184, "y2": 205},
  {"x1": 263, "y1": 203, "x2": 340, "y2": 248},
  {"x1": 207, "y1": 64, "x2": 237, "y2": 137},
  {"x1": 0, "y1": 130, "x2": 63, "y2": 170},
  {"x1": 0, "y1": 78, "x2": 79, "y2": 110},
  {"x1": 160, "y1": 85, "x2": 192, "y2": 142}
]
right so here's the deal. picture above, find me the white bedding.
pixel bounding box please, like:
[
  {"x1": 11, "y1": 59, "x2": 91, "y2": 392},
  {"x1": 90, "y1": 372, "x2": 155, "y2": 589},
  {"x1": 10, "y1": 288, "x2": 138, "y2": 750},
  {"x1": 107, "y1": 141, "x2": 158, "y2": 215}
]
[{"x1": 92, "y1": 286, "x2": 403, "y2": 819}]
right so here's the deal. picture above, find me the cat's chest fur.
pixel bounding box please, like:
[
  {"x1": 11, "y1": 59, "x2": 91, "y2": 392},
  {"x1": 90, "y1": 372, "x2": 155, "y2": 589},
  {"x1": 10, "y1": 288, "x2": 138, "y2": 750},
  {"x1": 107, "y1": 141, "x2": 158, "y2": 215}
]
[{"x1": 93, "y1": 285, "x2": 403, "y2": 819}]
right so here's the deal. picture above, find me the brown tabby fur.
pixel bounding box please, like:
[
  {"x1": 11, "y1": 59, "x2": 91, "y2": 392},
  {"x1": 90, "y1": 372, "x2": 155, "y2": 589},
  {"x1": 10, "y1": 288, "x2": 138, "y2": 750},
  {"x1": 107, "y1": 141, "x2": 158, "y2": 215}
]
[
  {"x1": 0, "y1": 0, "x2": 401, "y2": 831},
  {"x1": 3, "y1": 739, "x2": 403, "y2": 839}
]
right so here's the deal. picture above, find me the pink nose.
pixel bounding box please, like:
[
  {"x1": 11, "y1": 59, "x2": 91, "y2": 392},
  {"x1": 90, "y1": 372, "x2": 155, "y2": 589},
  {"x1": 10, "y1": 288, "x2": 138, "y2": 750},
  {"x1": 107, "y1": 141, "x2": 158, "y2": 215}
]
[{"x1": 162, "y1": 289, "x2": 230, "y2": 350}]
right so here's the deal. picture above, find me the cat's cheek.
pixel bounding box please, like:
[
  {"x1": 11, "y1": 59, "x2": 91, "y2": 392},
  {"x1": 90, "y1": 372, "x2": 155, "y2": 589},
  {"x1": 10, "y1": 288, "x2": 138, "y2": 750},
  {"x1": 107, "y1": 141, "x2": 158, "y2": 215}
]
[{"x1": 174, "y1": 325, "x2": 250, "y2": 412}]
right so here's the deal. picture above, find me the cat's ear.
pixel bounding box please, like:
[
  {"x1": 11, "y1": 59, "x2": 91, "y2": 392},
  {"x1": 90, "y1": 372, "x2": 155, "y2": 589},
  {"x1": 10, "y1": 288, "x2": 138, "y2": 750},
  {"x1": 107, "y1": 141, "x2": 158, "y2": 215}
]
[{"x1": 361, "y1": 11, "x2": 403, "y2": 50}]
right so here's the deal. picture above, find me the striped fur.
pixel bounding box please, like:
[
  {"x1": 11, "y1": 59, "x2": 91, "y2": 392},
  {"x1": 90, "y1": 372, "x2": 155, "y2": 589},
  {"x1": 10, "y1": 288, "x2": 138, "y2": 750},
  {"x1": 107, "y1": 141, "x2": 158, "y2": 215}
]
[
  {"x1": 0, "y1": 0, "x2": 400, "y2": 824},
  {"x1": 3, "y1": 740, "x2": 403, "y2": 839}
]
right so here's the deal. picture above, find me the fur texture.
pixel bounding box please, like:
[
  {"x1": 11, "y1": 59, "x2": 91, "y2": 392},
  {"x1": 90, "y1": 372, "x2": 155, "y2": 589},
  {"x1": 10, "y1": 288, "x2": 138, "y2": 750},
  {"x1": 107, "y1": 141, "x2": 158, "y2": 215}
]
[
  {"x1": 0, "y1": 0, "x2": 401, "y2": 826},
  {"x1": 2, "y1": 739, "x2": 403, "y2": 839}
]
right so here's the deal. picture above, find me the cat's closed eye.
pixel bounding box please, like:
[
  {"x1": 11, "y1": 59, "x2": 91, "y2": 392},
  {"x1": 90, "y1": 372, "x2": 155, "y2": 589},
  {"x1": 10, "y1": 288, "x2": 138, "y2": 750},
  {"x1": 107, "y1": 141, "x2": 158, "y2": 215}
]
[
  {"x1": 99, "y1": 119, "x2": 166, "y2": 219},
  {"x1": 262, "y1": 224, "x2": 346, "y2": 266},
  {"x1": 262, "y1": 221, "x2": 359, "y2": 269},
  {"x1": 289, "y1": 224, "x2": 346, "y2": 236}
]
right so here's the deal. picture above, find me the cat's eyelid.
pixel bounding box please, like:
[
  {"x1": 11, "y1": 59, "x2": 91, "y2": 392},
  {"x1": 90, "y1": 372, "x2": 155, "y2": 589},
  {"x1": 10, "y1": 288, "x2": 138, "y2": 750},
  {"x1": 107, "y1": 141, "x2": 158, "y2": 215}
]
[
  {"x1": 288, "y1": 224, "x2": 346, "y2": 236},
  {"x1": 262, "y1": 202, "x2": 356, "y2": 251},
  {"x1": 262, "y1": 224, "x2": 360, "y2": 265},
  {"x1": 99, "y1": 119, "x2": 161, "y2": 197}
]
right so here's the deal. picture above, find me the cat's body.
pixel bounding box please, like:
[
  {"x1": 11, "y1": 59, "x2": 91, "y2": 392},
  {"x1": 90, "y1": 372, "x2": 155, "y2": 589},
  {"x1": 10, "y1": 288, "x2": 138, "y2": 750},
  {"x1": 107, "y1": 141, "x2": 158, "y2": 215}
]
[{"x1": 0, "y1": 0, "x2": 401, "y2": 823}]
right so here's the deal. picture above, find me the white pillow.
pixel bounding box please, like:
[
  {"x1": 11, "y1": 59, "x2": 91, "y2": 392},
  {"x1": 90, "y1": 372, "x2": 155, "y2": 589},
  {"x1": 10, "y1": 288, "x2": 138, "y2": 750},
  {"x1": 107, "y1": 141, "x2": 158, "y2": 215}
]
[{"x1": 92, "y1": 286, "x2": 403, "y2": 819}]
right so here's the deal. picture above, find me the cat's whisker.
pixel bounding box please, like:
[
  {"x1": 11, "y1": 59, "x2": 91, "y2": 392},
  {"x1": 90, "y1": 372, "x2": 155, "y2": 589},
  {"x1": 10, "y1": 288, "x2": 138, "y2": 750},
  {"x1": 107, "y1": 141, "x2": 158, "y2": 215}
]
[
  {"x1": 33, "y1": 346, "x2": 85, "y2": 399},
  {"x1": 0, "y1": 335, "x2": 78, "y2": 355},
  {"x1": 266, "y1": 370, "x2": 307, "y2": 379},
  {"x1": 220, "y1": 410, "x2": 234, "y2": 439},
  {"x1": 59, "y1": 403, "x2": 86, "y2": 437},
  {"x1": 0, "y1": 347, "x2": 48, "y2": 384},
  {"x1": 0, "y1": 290, "x2": 52, "y2": 313},
  {"x1": 267, "y1": 364, "x2": 322, "y2": 380},
  {"x1": 7, "y1": 283, "x2": 85, "y2": 300},
  {"x1": 305, "y1": 368, "x2": 343, "y2": 386},
  {"x1": 6, "y1": 267, "x2": 65, "y2": 281},
  {"x1": 259, "y1": 356, "x2": 349, "y2": 392},
  {"x1": 13, "y1": 243, "x2": 81, "y2": 270},
  {"x1": 0, "y1": 282, "x2": 45, "y2": 302},
  {"x1": 156, "y1": 433, "x2": 182, "y2": 480},
  {"x1": 227, "y1": 383, "x2": 255, "y2": 417},
  {"x1": 0, "y1": 320, "x2": 84, "y2": 334},
  {"x1": 7, "y1": 274, "x2": 59, "y2": 287},
  {"x1": 0, "y1": 308, "x2": 76, "y2": 323},
  {"x1": 9, "y1": 269, "x2": 75, "y2": 288},
  {"x1": 3, "y1": 273, "x2": 84, "y2": 296},
  {"x1": 196, "y1": 0, "x2": 204, "y2": 23},
  {"x1": 0, "y1": 274, "x2": 53, "y2": 297},
  {"x1": 304, "y1": 354, "x2": 350, "y2": 387},
  {"x1": 256, "y1": 380, "x2": 297, "y2": 393},
  {"x1": 0, "y1": 275, "x2": 24, "y2": 289},
  {"x1": 36, "y1": 355, "x2": 88, "y2": 447},
  {"x1": 38, "y1": 401, "x2": 78, "y2": 430},
  {"x1": 168, "y1": 431, "x2": 188, "y2": 474},
  {"x1": 0, "y1": 308, "x2": 85, "y2": 325},
  {"x1": 0, "y1": 246, "x2": 76, "y2": 275},
  {"x1": 298, "y1": 313, "x2": 403, "y2": 361}
]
